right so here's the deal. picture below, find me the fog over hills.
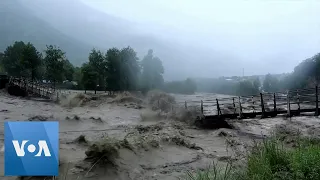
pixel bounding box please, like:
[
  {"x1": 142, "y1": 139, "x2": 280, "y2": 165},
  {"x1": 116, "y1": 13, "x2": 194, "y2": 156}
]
[
  {"x1": 0, "y1": 0, "x2": 91, "y2": 66},
  {"x1": 1, "y1": 0, "x2": 320, "y2": 80},
  {"x1": 0, "y1": 0, "x2": 245, "y2": 80}
]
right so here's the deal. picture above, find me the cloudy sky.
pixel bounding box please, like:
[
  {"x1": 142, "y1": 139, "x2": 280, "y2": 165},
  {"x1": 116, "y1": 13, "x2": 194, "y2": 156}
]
[{"x1": 81, "y1": 0, "x2": 320, "y2": 76}]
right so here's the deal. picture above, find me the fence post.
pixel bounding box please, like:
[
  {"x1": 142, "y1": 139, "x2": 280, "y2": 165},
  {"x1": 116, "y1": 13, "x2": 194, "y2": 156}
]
[
  {"x1": 287, "y1": 90, "x2": 291, "y2": 117},
  {"x1": 24, "y1": 79, "x2": 26, "y2": 91},
  {"x1": 216, "y1": 99, "x2": 221, "y2": 115},
  {"x1": 315, "y1": 86, "x2": 319, "y2": 116},
  {"x1": 297, "y1": 90, "x2": 300, "y2": 115},
  {"x1": 185, "y1": 101, "x2": 187, "y2": 109},
  {"x1": 252, "y1": 96, "x2": 255, "y2": 113},
  {"x1": 31, "y1": 80, "x2": 33, "y2": 93},
  {"x1": 232, "y1": 97, "x2": 236, "y2": 114},
  {"x1": 238, "y1": 96, "x2": 243, "y2": 119},
  {"x1": 260, "y1": 93, "x2": 265, "y2": 118},
  {"x1": 273, "y1": 93, "x2": 277, "y2": 113},
  {"x1": 200, "y1": 100, "x2": 203, "y2": 115}
]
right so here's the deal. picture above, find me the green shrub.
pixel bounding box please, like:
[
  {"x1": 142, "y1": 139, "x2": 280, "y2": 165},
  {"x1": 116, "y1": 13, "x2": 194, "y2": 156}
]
[{"x1": 183, "y1": 135, "x2": 320, "y2": 180}]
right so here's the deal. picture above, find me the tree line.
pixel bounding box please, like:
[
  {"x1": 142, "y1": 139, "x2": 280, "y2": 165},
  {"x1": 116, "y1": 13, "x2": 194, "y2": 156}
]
[
  {"x1": 257, "y1": 53, "x2": 320, "y2": 94},
  {"x1": 195, "y1": 52, "x2": 320, "y2": 96},
  {"x1": 0, "y1": 41, "x2": 197, "y2": 94}
]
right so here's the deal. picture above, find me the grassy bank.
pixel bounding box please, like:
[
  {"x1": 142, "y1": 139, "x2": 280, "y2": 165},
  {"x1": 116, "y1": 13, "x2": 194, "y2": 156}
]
[{"x1": 184, "y1": 132, "x2": 320, "y2": 180}]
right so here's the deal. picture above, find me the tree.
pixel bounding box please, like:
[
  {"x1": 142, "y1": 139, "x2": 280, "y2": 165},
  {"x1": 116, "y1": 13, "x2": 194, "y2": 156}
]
[
  {"x1": 119, "y1": 46, "x2": 140, "y2": 90},
  {"x1": 44, "y1": 45, "x2": 66, "y2": 86},
  {"x1": 2, "y1": 41, "x2": 26, "y2": 77},
  {"x1": 105, "y1": 48, "x2": 121, "y2": 92},
  {"x1": 237, "y1": 80, "x2": 257, "y2": 96},
  {"x1": 20, "y1": 42, "x2": 42, "y2": 80},
  {"x1": 73, "y1": 67, "x2": 82, "y2": 83},
  {"x1": 162, "y1": 78, "x2": 197, "y2": 94},
  {"x1": 88, "y1": 49, "x2": 106, "y2": 90},
  {"x1": 184, "y1": 78, "x2": 197, "y2": 94},
  {"x1": 253, "y1": 77, "x2": 261, "y2": 94},
  {"x1": 263, "y1": 74, "x2": 279, "y2": 92},
  {"x1": 0, "y1": 52, "x2": 4, "y2": 73},
  {"x1": 283, "y1": 54, "x2": 320, "y2": 90},
  {"x1": 313, "y1": 54, "x2": 320, "y2": 84},
  {"x1": 81, "y1": 63, "x2": 98, "y2": 91},
  {"x1": 63, "y1": 60, "x2": 75, "y2": 81},
  {"x1": 140, "y1": 49, "x2": 164, "y2": 91}
]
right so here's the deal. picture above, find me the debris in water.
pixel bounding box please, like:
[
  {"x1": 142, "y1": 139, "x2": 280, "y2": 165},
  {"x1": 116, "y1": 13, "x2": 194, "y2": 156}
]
[
  {"x1": 135, "y1": 123, "x2": 164, "y2": 133},
  {"x1": 110, "y1": 92, "x2": 143, "y2": 104},
  {"x1": 85, "y1": 136, "x2": 121, "y2": 165},
  {"x1": 217, "y1": 129, "x2": 235, "y2": 137},
  {"x1": 90, "y1": 116, "x2": 103, "y2": 123},
  {"x1": 28, "y1": 115, "x2": 53, "y2": 121},
  {"x1": 60, "y1": 93, "x2": 91, "y2": 108},
  {"x1": 74, "y1": 135, "x2": 88, "y2": 145}
]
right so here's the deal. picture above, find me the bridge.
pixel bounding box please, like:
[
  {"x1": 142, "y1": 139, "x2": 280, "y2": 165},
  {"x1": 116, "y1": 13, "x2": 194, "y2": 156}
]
[
  {"x1": 2, "y1": 75, "x2": 320, "y2": 125},
  {"x1": 192, "y1": 86, "x2": 320, "y2": 126},
  {"x1": 6, "y1": 77, "x2": 56, "y2": 99}
]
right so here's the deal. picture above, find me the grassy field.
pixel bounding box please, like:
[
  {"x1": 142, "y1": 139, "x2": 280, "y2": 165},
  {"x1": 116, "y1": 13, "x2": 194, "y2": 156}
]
[{"x1": 184, "y1": 129, "x2": 320, "y2": 180}]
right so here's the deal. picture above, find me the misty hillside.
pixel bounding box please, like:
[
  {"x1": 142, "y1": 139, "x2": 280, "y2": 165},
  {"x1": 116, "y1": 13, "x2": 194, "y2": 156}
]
[
  {"x1": 0, "y1": 0, "x2": 92, "y2": 63},
  {"x1": 0, "y1": 0, "x2": 243, "y2": 80}
]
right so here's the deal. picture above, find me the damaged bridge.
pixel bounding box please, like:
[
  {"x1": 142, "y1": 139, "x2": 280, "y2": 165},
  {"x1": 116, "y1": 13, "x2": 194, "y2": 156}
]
[{"x1": 186, "y1": 87, "x2": 320, "y2": 126}]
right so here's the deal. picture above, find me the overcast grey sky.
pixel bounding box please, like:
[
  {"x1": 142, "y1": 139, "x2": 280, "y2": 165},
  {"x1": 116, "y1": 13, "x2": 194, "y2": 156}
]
[{"x1": 81, "y1": 0, "x2": 320, "y2": 76}]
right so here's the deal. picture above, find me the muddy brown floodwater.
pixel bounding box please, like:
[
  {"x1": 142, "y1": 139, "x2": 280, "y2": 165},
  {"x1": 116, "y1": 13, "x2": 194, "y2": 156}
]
[{"x1": 1, "y1": 90, "x2": 320, "y2": 180}]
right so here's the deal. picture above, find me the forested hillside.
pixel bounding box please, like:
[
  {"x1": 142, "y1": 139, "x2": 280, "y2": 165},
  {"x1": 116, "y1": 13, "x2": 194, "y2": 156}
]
[{"x1": 0, "y1": 0, "x2": 92, "y2": 64}]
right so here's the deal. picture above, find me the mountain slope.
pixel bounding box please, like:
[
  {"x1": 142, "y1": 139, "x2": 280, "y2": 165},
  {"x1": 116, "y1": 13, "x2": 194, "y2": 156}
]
[
  {"x1": 18, "y1": 0, "x2": 172, "y2": 55},
  {"x1": 0, "y1": 0, "x2": 92, "y2": 65},
  {"x1": 1, "y1": 0, "x2": 242, "y2": 80}
]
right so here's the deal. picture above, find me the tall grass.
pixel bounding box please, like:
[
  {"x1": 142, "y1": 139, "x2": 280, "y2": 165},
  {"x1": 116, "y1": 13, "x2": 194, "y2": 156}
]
[
  {"x1": 183, "y1": 161, "x2": 245, "y2": 180},
  {"x1": 184, "y1": 135, "x2": 320, "y2": 180}
]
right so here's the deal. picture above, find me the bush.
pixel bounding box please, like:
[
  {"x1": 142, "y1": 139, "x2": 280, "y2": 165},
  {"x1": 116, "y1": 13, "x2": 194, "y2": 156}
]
[
  {"x1": 183, "y1": 161, "x2": 241, "y2": 180},
  {"x1": 184, "y1": 134, "x2": 320, "y2": 180},
  {"x1": 246, "y1": 138, "x2": 291, "y2": 180}
]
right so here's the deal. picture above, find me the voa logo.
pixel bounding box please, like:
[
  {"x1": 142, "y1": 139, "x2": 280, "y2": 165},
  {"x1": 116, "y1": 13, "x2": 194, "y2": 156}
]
[
  {"x1": 5, "y1": 121, "x2": 59, "y2": 176},
  {"x1": 12, "y1": 140, "x2": 51, "y2": 157}
]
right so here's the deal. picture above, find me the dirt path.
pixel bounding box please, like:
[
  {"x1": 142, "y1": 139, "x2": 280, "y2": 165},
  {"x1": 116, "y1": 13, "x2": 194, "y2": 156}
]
[{"x1": 1, "y1": 91, "x2": 320, "y2": 180}]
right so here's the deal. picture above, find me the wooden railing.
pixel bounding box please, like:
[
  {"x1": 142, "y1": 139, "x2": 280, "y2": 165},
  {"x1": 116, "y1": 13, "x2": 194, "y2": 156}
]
[
  {"x1": 8, "y1": 77, "x2": 56, "y2": 99},
  {"x1": 181, "y1": 86, "x2": 320, "y2": 119}
]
